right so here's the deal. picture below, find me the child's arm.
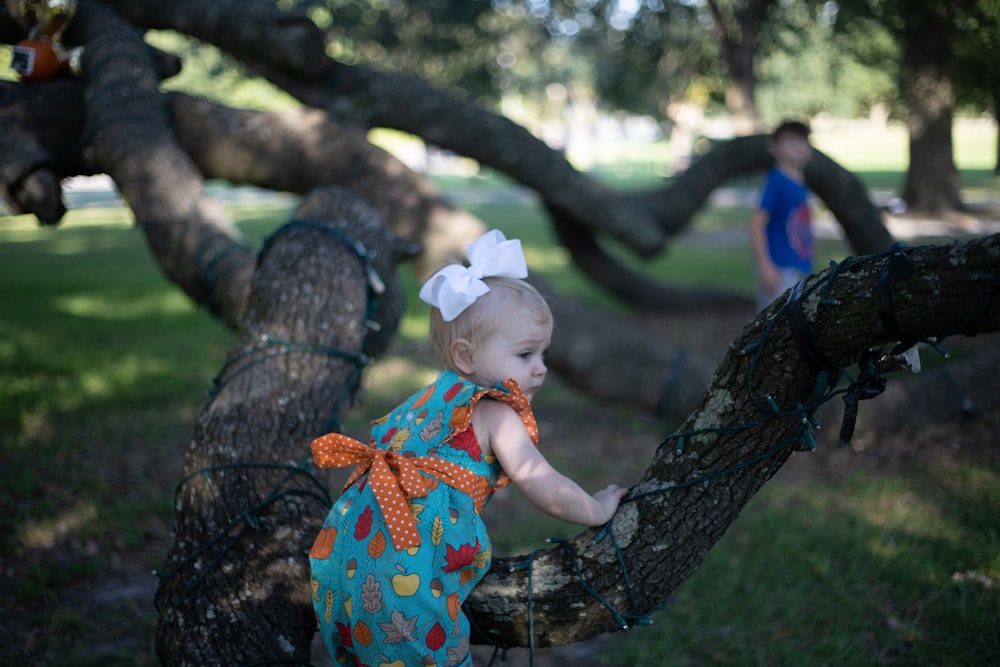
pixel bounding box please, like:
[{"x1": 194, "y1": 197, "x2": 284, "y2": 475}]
[
  {"x1": 749, "y1": 208, "x2": 780, "y2": 293},
  {"x1": 475, "y1": 399, "x2": 628, "y2": 526}
]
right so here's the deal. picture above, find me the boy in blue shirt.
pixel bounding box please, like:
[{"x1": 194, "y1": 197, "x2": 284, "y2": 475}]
[{"x1": 749, "y1": 120, "x2": 814, "y2": 310}]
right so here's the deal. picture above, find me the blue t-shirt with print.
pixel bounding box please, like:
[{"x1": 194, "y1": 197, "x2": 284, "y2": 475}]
[{"x1": 759, "y1": 167, "x2": 813, "y2": 274}]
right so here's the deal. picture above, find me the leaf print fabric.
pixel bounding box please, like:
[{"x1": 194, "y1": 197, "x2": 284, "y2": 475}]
[
  {"x1": 309, "y1": 370, "x2": 539, "y2": 666},
  {"x1": 448, "y1": 428, "x2": 482, "y2": 461},
  {"x1": 442, "y1": 540, "x2": 481, "y2": 572}
]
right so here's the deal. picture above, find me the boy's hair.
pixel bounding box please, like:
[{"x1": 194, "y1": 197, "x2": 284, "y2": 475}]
[
  {"x1": 427, "y1": 277, "x2": 552, "y2": 372},
  {"x1": 772, "y1": 120, "x2": 810, "y2": 141}
]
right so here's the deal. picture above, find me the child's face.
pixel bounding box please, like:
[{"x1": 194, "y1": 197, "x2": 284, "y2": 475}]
[
  {"x1": 463, "y1": 313, "x2": 552, "y2": 401},
  {"x1": 771, "y1": 133, "x2": 812, "y2": 170}
]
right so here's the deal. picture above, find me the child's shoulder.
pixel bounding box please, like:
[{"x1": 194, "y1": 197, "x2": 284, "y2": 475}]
[{"x1": 472, "y1": 397, "x2": 532, "y2": 440}]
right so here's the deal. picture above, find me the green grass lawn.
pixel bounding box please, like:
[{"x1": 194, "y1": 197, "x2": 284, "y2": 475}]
[{"x1": 2, "y1": 121, "x2": 998, "y2": 665}]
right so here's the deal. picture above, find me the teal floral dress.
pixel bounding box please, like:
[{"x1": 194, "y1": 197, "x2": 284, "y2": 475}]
[{"x1": 310, "y1": 370, "x2": 538, "y2": 666}]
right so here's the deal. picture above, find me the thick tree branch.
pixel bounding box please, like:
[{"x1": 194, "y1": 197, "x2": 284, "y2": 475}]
[
  {"x1": 535, "y1": 274, "x2": 724, "y2": 416},
  {"x1": 238, "y1": 60, "x2": 674, "y2": 256},
  {"x1": 464, "y1": 234, "x2": 1000, "y2": 646},
  {"x1": 65, "y1": 0, "x2": 255, "y2": 327},
  {"x1": 166, "y1": 92, "x2": 481, "y2": 277},
  {"x1": 0, "y1": 79, "x2": 83, "y2": 223}
]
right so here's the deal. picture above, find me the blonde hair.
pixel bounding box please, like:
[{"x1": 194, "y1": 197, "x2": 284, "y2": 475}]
[{"x1": 427, "y1": 277, "x2": 552, "y2": 372}]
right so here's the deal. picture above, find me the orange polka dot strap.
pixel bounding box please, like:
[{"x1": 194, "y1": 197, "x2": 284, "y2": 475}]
[
  {"x1": 311, "y1": 433, "x2": 492, "y2": 550},
  {"x1": 483, "y1": 378, "x2": 539, "y2": 490}
]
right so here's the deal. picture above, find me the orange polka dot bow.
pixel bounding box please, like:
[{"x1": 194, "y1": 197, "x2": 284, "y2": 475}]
[{"x1": 311, "y1": 433, "x2": 493, "y2": 550}]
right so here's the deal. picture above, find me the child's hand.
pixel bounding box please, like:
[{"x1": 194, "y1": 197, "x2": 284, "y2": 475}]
[{"x1": 592, "y1": 484, "x2": 630, "y2": 524}]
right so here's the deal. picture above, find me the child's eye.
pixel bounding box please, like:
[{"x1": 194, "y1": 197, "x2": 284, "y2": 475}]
[{"x1": 519, "y1": 352, "x2": 532, "y2": 360}]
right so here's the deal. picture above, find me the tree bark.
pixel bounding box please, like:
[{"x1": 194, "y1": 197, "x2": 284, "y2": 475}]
[{"x1": 154, "y1": 187, "x2": 409, "y2": 666}]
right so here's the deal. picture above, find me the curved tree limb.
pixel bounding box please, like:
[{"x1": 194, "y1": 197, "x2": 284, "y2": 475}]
[
  {"x1": 97, "y1": 0, "x2": 332, "y2": 79},
  {"x1": 0, "y1": 78, "x2": 83, "y2": 223},
  {"x1": 63, "y1": 0, "x2": 255, "y2": 327},
  {"x1": 166, "y1": 91, "x2": 482, "y2": 277},
  {"x1": 535, "y1": 274, "x2": 724, "y2": 416},
  {"x1": 464, "y1": 234, "x2": 1000, "y2": 646},
  {"x1": 550, "y1": 138, "x2": 896, "y2": 310}
]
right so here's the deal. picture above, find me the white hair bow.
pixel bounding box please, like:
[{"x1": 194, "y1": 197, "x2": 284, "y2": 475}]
[{"x1": 419, "y1": 230, "x2": 528, "y2": 321}]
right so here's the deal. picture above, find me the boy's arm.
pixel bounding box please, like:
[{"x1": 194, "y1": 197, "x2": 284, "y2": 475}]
[
  {"x1": 749, "y1": 208, "x2": 780, "y2": 294},
  {"x1": 475, "y1": 400, "x2": 627, "y2": 526}
]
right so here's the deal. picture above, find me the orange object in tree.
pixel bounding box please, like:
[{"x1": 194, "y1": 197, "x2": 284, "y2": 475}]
[{"x1": 11, "y1": 39, "x2": 67, "y2": 81}]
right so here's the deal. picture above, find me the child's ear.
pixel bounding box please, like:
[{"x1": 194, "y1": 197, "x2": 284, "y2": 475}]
[{"x1": 450, "y1": 339, "x2": 475, "y2": 374}]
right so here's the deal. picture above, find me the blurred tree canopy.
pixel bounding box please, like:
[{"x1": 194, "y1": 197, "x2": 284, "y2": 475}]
[
  {"x1": 149, "y1": 0, "x2": 996, "y2": 192},
  {"x1": 145, "y1": 1, "x2": 945, "y2": 127}
]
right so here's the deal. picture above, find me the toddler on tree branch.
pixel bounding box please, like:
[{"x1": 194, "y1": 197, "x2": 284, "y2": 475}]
[{"x1": 309, "y1": 230, "x2": 628, "y2": 666}]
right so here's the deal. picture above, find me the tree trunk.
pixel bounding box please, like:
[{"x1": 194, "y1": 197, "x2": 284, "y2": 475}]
[
  {"x1": 706, "y1": 0, "x2": 764, "y2": 135},
  {"x1": 154, "y1": 187, "x2": 409, "y2": 665},
  {"x1": 901, "y1": 1, "x2": 963, "y2": 213}
]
